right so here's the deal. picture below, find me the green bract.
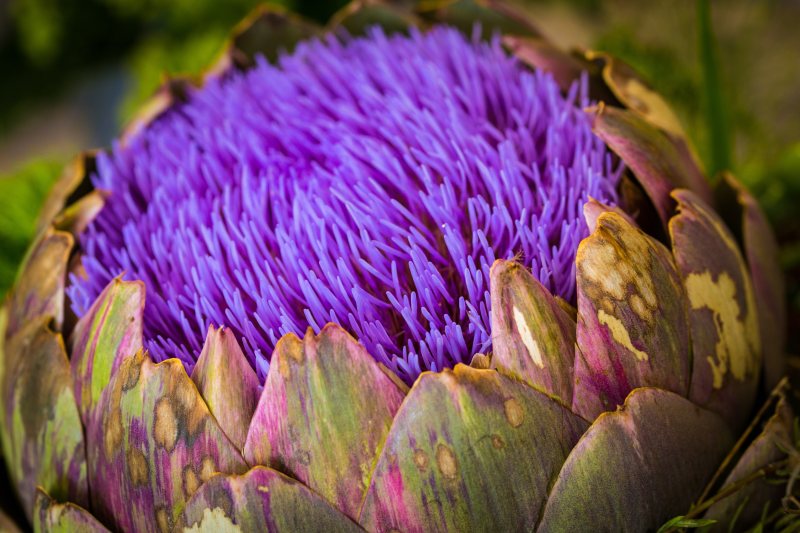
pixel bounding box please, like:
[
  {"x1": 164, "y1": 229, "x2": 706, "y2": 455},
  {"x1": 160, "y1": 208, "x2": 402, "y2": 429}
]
[{"x1": 0, "y1": 2, "x2": 791, "y2": 532}]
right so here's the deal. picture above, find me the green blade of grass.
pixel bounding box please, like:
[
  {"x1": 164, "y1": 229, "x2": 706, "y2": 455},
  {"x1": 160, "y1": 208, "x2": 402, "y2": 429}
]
[{"x1": 697, "y1": 0, "x2": 731, "y2": 175}]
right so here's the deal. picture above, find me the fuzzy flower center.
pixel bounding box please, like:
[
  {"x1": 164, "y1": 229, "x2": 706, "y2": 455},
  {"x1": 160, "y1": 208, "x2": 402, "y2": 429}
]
[{"x1": 70, "y1": 26, "x2": 620, "y2": 384}]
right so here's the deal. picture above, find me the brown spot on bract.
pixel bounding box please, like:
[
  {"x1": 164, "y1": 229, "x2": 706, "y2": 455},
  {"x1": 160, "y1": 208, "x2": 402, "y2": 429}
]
[
  {"x1": 127, "y1": 448, "x2": 149, "y2": 486},
  {"x1": 211, "y1": 489, "x2": 235, "y2": 518},
  {"x1": 183, "y1": 465, "x2": 199, "y2": 498},
  {"x1": 174, "y1": 377, "x2": 197, "y2": 412},
  {"x1": 278, "y1": 355, "x2": 291, "y2": 379},
  {"x1": 277, "y1": 337, "x2": 304, "y2": 378},
  {"x1": 121, "y1": 353, "x2": 142, "y2": 391},
  {"x1": 504, "y1": 398, "x2": 524, "y2": 428},
  {"x1": 104, "y1": 410, "x2": 123, "y2": 459},
  {"x1": 492, "y1": 435, "x2": 505, "y2": 449},
  {"x1": 435, "y1": 443, "x2": 459, "y2": 480},
  {"x1": 288, "y1": 339, "x2": 305, "y2": 363},
  {"x1": 154, "y1": 398, "x2": 178, "y2": 452},
  {"x1": 200, "y1": 455, "x2": 217, "y2": 482},
  {"x1": 173, "y1": 376, "x2": 205, "y2": 436},
  {"x1": 81, "y1": 384, "x2": 91, "y2": 412},
  {"x1": 155, "y1": 507, "x2": 170, "y2": 533},
  {"x1": 413, "y1": 449, "x2": 428, "y2": 472}
]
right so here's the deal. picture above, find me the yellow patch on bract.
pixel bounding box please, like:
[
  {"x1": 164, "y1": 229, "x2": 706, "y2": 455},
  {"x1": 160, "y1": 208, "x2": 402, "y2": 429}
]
[
  {"x1": 126, "y1": 448, "x2": 149, "y2": 486},
  {"x1": 579, "y1": 213, "x2": 658, "y2": 323},
  {"x1": 184, "y1": 507, "x2": 241, "y2": 533},
  {"x1": 685, "y1": 271, "x2": 759, "y2": 388},
  {"x1": 435, "y1": 443, "x2": 459, "y2": 480},
  {"x1": 199, "y1": 455, "x2": 217, "y2": 482},
  {"x1": 503, "y1": 398, "x2": 524, "y2": 428},
  {"x1": 182, "y1": 465, "x2": 199, "y2": 498},
  {"x1": 512, "y1": 306, "x2": 544, "y2": 369},
  {"x1": 597, "y1": 310, "x2": 649, "y2": 362},
  {"x1": 585, "y1": 244, "x2": 628, "y2": 300}
]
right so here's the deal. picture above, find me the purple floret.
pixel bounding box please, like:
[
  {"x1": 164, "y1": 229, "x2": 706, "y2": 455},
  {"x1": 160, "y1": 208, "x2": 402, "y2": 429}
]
[{"x1": 69, "y1": 26, "x2": 621, "y2": 384}]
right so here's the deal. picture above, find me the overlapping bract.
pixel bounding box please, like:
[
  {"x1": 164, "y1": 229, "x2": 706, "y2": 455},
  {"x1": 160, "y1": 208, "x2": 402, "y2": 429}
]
[{"x1": 0, "y1": 2, "x2": 789, "y2": 533}]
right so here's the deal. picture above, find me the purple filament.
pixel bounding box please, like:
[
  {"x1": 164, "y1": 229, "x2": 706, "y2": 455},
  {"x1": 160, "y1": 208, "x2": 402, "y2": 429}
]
[{"x1": 69, "y1": 26, "x2": 621, "y2": 384}]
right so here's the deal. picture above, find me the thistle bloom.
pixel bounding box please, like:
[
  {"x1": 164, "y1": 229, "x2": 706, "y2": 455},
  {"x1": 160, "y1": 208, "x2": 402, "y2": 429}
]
[
  {"x1": 0, "y1": 3, "x2": 790, "y2": 533},
  {"x1": 70, "y1": 26, "x2": 619, "y2": 385}
]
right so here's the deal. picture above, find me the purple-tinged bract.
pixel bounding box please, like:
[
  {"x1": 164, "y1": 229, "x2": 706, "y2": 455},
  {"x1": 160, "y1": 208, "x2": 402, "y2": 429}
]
[{"x1": 69, "y1": 26, "x2": 620, "y2": 384}]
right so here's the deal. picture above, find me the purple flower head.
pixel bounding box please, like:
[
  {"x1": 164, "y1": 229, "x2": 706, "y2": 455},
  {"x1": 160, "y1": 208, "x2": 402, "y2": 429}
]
[{"x1": 69, "y1": 26, "x2": 621, "y2": 385}]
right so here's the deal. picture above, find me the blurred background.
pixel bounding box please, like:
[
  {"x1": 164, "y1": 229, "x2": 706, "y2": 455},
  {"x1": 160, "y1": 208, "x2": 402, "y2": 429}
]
[{"x1": 0, "y1": 0, "x2": 798, "y2": 350}]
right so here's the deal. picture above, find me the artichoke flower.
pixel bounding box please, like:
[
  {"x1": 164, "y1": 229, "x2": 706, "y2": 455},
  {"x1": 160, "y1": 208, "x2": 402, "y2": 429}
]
[{"x1": 0, "y1": 2, "x2": 791, "y2": 532}]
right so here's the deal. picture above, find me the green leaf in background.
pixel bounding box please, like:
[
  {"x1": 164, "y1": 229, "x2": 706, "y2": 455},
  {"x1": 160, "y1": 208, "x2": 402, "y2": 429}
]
[
  {"x1": 0, "y1": 160, "x2": 62, "y2": 298},
  {"x1": 657, "y1": 515, "x2": 716, "y2": 533},
  {"x1": 119, "y1": 29, "x2": 229, "y2": 124}
]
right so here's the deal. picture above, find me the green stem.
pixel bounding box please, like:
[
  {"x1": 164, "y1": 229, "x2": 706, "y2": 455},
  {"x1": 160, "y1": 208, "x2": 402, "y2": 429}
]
[{"x1": 697, "y1": 0, "x2": 731, "y2": 176}]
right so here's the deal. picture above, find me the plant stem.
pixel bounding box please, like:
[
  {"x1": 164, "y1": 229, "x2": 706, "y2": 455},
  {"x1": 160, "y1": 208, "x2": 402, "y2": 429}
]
[
  {"x1": 696, "y1": 377, "x2": 789, "y2": 505},
  {"x1": 697, "y1": 0, "x2": 731, "y2": 176},
  {"x1": 661, "y1": 459, "x2": 790, "y2": 533}
]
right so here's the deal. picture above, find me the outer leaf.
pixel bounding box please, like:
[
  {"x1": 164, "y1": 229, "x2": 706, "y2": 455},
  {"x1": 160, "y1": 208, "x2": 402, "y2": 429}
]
[
  {"x1": 121, "y1": 78, "x2": 192, "y2": 144},
  {"x1": 573, "y1": 212, "x2": 691, "y2": 420},
  {"x1": 669, "y1": 189, "x2": 760, "y2": 429},
  {"x1": 36, "y1": 153, "x2": 96, "y2": 234},
  {"x1": 329, "y1": 2, "x2": 419, "y2": 35},
  {"x1": 359, "y1": 364, "x2": 589, "y2": 532},
  {"x1": 588, "y1": 51, "x2": 685, "y2": 140},
  {"x1": 704, "y1": 394, "x2": 793, "y2": 530},
  {"x1": 33, "y1": 488, "x2": 109, "y2": 533},
  {"x1": 52, "y1": 190, "x2": 105, "y2": 237},
  {"x1": 716, "y1": 172, "x2": 786, "y2": 389},
  {"x1": 6, "y1": 228, "x2": 72, "y2": 338},
  {"x1": 420, "y1": 0, "x2": 542, "y2": 39},
  {"x1": 502, "y1": 35, "x2": 586, "y2": 91},
  {"x1": 207, "y1": 5, "x2": 320, "y2": 78},
  {"x1": 538, "y1": 388, "x2": 734, "y2": 532},
  {"x1": 244, "y1": 325, "x2": 405, "y2": 520},
  {"x1": 589, "y1": 105, "x2": 710, "y2": 225},
  {"x1": 490, "y1": 260, "x2": 575, "y2": 404},
  {"x1": 583, "y1": 197, "x2": 637, "y2": 233},
  {"x1": 585, "y1": 52, "x2": 713, "y2": 205},
  {"x1": 86, "y1": 351, "x2": 248, "y2": 533},
  {"x1": 1, "y1": 319, "x2": 87, "y2": 517},
  {"x1": 191, "y1": 326, "x2": 260, "y2": 451},
  {"x1": 70, "y1": 278, "x2": 144, "y2": 422},
  {"x1": 182, "y1": 467, "x2": 362, "y2": 532},
  {"x1": 502, "y1": 36, "x2": 619, "y2": 105}
]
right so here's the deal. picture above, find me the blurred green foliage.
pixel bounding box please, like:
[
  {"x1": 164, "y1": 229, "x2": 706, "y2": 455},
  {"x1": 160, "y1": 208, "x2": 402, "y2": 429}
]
[
  {"x1": 0, "y1": 160, "x2": 61, "y2": 296},
  {"x1": 109, "y1": 0, "x2": 288, "y2": 123},
  {"x1": 593, "y1": 25, "x2": 703, "y2": 146},
  {"x1": 0, "y1": 0, "x2": 141, "y2": 132},
  {"x1": 118, "y1": 0, "x2": 349, "y2": 123},
  {"x1": 119, "y1": 28, "x2": 231, "y2": 122},
  {"x1": 0, "y1": 0, "x2": 351, "y2": 130}
]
